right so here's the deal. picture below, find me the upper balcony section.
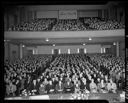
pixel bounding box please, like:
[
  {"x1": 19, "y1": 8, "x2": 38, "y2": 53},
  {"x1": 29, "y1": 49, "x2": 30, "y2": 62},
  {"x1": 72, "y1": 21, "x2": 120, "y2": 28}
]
[{"x1": 4, "y1": 2, "x2": 125, "y2": 39}]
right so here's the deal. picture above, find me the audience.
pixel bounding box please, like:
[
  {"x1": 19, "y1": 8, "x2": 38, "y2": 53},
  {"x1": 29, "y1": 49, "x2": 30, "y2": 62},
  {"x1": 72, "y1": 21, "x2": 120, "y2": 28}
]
[
  {"x1": 7, "y1": 17, "x2": 125, "y2": 31},
  {"x1": 8, "y1": 18, "x2": 56, "y2": 31},
  {"x1": 82, "y1": 17, "x2": 125, "y2": 30},
  {"x1": 4, "y1": 53, "x2": 125, "y2": 97}
]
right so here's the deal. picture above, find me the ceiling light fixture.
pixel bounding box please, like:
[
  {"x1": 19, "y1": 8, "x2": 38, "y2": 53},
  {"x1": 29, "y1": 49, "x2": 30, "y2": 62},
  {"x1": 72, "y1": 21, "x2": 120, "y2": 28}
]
[
  {"x1": 89, "y1": 37, "x2": 92, "y2": 41},
  {"x1": 22, "y1": 45, "x2": 25, "y2": 47},
  {"x1": 46, "y1": 38, "x2": 49, "y2": 42},
  {"x1": 4, "y1": 40, "x2": 10, "y2": 42},
  {"x1": 113, "y1": 42, "x2": 116, "y2": 45}
]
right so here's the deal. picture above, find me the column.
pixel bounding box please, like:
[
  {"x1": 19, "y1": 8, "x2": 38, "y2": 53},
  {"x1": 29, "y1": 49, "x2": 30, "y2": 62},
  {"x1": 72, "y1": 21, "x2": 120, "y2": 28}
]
[
  {"x1": 52, "y1": 49, "x2": 54, "y2": 54},
  {"x1": 101, "y1": 47, "x2": 103, "y2": 53},
  {"x1": 34, "y1": 11, "x2": 37, "y2": 19},
  {"x1": 102, "y1": 9, "x2": 104, "y2": 18},
  {"x1": 108, "y1": 8, "x2": 111, "y2": 20},
  {"x1": 6, "y1": 13, "x2": 9, "y2": 30},
  {"x1": 103, "y1": 47, "x2": 106, "y2": 53},
  {"x1": 4, "y1": 41, "x2": 10, "y2": 60},
  {"x1": 19, "y1": 44, "x2": 23, "y2": 59},
  {"x1": 116, "y1": 42, "x2": 119, "y2": 57},
  {"x1": 77, "y1": 48, "x2": 79, "y2": 53},
  {"x1": 8, "y1": 42, "x2": 10, "y2": 60},
  {"x1": 98, "y1": 10, "x2": 102, "y2": 18}
]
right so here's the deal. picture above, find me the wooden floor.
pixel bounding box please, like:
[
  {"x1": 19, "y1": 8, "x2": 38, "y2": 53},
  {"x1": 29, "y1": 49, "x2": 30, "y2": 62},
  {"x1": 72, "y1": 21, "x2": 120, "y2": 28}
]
[{"x1": 5, "y1": 93, "x2": 125, "y2": 103}]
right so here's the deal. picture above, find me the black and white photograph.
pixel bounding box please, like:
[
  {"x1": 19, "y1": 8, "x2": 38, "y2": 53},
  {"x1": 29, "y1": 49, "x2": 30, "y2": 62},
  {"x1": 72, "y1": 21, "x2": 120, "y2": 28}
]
[{"x1": 3, "y1": 1, "x2": 125, "y2": 102}]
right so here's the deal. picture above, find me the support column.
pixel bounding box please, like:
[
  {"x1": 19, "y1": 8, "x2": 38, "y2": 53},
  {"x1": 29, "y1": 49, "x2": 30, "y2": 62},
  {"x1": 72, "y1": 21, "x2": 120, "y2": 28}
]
[
  {"x1": 8, "y1": 42, "x2": 10, "y2": 60},
  {"x1": 102, "y1": 9, "x2": 104, "y2": 18},
  {"x1": 34, "y1": 11, "x2": 37, "y2": 19},
  {"x1": 4, "y1": 41, "x2": 10, "y2": 60},
  {"x1": 19, "y1": 44, "x2": 23, "y2": 59},
  {"x1": 101, "y1": 47, "x2": 103, "y2": 54},
  {"x1": 116, "y1": 42, "x2": 119, "y2": 57}
]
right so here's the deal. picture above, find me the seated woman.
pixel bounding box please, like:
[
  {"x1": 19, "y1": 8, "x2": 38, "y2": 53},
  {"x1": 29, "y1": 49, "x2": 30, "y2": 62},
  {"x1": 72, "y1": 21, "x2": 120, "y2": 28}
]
[
  {"x1": 55, "y1": 80, "x2": 64, "y2": 93},
  {"x1": 89, "y1": 78, "x2": 97, "y2": 93},
  {"x1": 107, "y1": 79, "x2": 117, "y2": 93},
  {"x1": 6, "y1": 82, "x2": 16, "y2": 97},
  {"x1": 39, "y1": 83, "x2": 47, "y2": 95}
]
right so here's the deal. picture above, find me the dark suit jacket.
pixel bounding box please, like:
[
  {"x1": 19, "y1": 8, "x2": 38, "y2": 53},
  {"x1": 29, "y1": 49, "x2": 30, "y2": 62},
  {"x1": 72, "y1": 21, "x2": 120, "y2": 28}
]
[
  {"x1": 55, "y1": 83, "x2": 64, "y2": 92},
  {"x1": 28, "y1": 83, "x2": 37, "y2": 92},
  {"x1": 80, "y1": 82, "x2": 86, "y2": 90},
  {"x1": 64, "y1": 82, "x2": 74, "y2": 93},
  {"x1": 46, "y1": 84, "x2": 55, "y2": 94}
]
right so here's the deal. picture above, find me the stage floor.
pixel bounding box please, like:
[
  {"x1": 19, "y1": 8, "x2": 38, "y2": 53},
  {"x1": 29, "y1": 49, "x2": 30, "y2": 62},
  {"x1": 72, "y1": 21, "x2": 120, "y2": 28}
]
[{"x1": 5, "y1": 93, "x2": 125, "y2": 103}]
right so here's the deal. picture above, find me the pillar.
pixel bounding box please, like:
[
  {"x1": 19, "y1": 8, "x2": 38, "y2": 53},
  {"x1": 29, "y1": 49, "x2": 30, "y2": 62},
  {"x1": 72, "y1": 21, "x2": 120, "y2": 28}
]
[
  {"x1": 4, "y1": 41, "x2": 10, "y2": 60},
  {"x1": 101, "y1": 47, "x2": 103, "y2": 53},
  {"x1": 33, "y1": 11, "x2": 35, "y2": 20},
  {"x1": 19, "y1": 44, "x2": 23, "y2": 59},
  {"x1": 116, "y1": 42, "x2": 119, "y2": 57},
  {"x1": 102, "y1": 9, "x2": 104, "y2": 18}
]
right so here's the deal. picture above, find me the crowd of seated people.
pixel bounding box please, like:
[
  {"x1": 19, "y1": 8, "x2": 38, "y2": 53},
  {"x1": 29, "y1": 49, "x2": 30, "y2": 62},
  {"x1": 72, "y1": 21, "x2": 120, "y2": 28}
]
[
  {"x1": 89, "y1": 54, "x2": 125, "y2": 90},
  {"x1": 7, "y1": 17, "x2": 125, "y2": 31},
  {"x1": 81, "y1": 17, "x2": 125, "y2": 30},
  {"x1": 52, "y1": 19, "x2": 86, "y2": 31},
  {"x1": 4, "y1": 55, "x2": 53, "y2": 97},
  {"x1": 8, "y1": 18, "x2": 56, "y2": 31},
  {"x1": 4, "y1": 53, "x2": 125, "y2": 97}
]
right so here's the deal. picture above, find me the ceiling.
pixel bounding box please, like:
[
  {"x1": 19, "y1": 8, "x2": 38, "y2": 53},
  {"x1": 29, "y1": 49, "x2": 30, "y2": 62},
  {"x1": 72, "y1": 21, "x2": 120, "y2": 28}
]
[{"x1": 6, "y1": 36, "x2": 125, "y2": 46}]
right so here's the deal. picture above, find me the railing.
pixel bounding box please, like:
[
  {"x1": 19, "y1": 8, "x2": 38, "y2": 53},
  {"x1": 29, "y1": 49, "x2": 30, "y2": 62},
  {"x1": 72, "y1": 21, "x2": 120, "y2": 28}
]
[{"x1": 4, "y1": 29, "x2": 125, "y2": 39}]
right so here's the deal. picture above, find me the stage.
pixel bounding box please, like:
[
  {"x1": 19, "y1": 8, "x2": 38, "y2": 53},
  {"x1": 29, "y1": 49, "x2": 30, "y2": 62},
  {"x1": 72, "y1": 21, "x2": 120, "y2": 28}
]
[{"x1": 5, "y1": 93, "x2": 125, "y2": 103}]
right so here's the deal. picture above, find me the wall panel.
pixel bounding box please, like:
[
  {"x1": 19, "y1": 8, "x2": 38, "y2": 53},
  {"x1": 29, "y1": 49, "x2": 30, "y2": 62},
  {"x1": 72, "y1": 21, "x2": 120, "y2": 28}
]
[
  {"x1": 37, "y1": 44, "x2": 101, "y2": 54},
  {"x1": 78, "y1": 10, "x2": 98, "y2": 17},
  {"x1": 37, "y1": 11, "x2": 58, "y2": 18}
]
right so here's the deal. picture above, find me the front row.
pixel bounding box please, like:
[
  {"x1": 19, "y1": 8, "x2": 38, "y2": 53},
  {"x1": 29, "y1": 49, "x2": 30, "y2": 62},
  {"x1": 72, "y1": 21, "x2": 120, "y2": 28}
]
[{"x1": 21, "y1": 78, "x2": 117, "y2": 96}]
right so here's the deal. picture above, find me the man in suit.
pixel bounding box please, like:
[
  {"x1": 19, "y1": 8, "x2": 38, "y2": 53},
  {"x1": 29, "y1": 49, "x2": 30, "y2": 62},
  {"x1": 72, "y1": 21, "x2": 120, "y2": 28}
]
[
  {"x1": 80, "y1": 78, "x2": 89, "y2": 93},
  {"x1": 36, "y1": 78, "x2": 41, "y2": 95},
  {"x1": 80, "y1": 78, "x2": 86, "y2": 92},
  {"x1": 15, "y1": 79, "x2": 21, "y2": 96},
  {"x1": 99, "y1": 79, "x2": 107, "y2": 93},
  {"x1": 107, "y1": 79, "x2": 117, "y2": 93},
  {"x1": 28, "y1": 79, "x2": 37, "y2": 95},
  {"x1": 46, "y1": 80, "x2": 55, "y2": 94},
  {"x1": 55, "y1": 80, "x2": 64, "y2": 93},
  {"x1": 64, "y1": 79, "x2": 74, "y2": 93},
  {"x1": 39, "y1": 83, "x2": 46, "y2": 95},
  {"x1": 52, "y1": 77, "x2": 58, "y2": 89}
]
